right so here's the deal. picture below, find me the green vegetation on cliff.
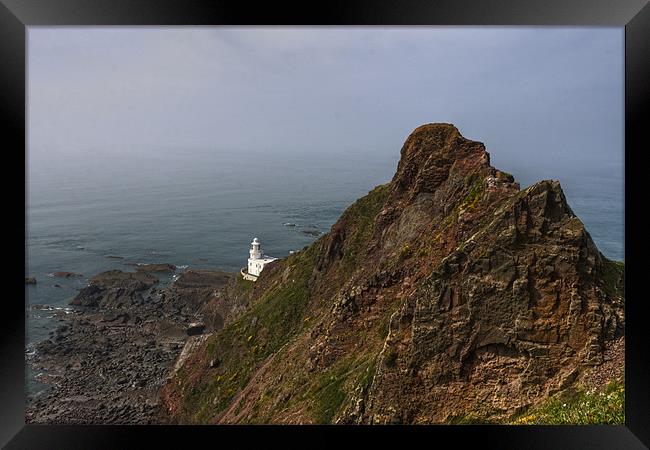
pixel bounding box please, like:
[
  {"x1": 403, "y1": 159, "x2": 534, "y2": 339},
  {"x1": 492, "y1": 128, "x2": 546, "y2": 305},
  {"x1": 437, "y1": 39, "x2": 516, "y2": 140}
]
[
  {"x1": 601, "y1": 259, "x2": 624, "y2": 299},
  {"x1": 512, "y1": 379, "x2": 625, "y2": 425},
  {"x1": 340, "y1": 184, "x2": 389, "y2": 270},
  {"x1": 309, "y1": 353, "x2": 377, "y2": 424},
  {"x1": 235, "y1": 274, "x2": 254, "y2": 293},
  {"x1": 170, "y1": 182, "x2": 394, "y2": 424},
  {"x1": 175, "y1": 246, "x2": 317, "y2": 422},
  {"x1": 311, "y1": 363, "x2": 349, "y2": 423}
]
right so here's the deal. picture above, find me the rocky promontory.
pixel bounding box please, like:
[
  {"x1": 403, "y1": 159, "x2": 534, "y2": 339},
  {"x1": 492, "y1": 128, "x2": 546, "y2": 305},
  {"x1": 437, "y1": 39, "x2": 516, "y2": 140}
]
[
  {"x1": 26, "y1": 268, "x2": 236, "y2": 424},
  {"x1": 26, "y1": 123, "x2": 624, "y2": 425},
  {"x1": 161, "y1": 123, "x2": 624, "y2": 424}
]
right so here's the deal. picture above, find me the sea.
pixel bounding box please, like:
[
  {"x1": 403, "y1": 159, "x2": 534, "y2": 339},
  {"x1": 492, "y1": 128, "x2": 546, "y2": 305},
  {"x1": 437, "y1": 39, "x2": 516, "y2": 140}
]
[{"x1": 25, "y1": 148, "x2": 624, "y2": 395}]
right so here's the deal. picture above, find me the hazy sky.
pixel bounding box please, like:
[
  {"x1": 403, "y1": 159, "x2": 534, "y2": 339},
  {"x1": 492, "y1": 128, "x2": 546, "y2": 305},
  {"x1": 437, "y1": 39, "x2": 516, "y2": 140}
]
[{"x1": 28, "y1": 27, "x2": 623, "y2": 178}]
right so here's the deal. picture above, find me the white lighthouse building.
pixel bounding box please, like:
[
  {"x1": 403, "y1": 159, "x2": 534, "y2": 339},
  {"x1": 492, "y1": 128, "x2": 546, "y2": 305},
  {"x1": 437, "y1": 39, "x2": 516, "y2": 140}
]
[{"x1": 242, "y1": 237, "x2": 277, "y2": 281}]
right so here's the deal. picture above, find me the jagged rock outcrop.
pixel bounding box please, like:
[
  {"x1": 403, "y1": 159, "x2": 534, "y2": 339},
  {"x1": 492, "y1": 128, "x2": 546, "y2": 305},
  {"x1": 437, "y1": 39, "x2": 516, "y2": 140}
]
[
  {"x1": 70, "y1": 270, "x2": 159, "y2": 308},
  {"x1": 351, "y1": 180, "x2": 623, "y2": 423},
  {"x1": 162, "y1": 123, "x2": 624, "y2": 424}
]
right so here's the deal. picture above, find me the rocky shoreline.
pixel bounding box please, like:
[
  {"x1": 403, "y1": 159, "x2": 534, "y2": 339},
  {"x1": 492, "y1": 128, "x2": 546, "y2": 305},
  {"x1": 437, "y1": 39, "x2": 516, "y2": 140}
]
[{"x1": 26, "y1": 267, "x2": 235, "y2": 424}]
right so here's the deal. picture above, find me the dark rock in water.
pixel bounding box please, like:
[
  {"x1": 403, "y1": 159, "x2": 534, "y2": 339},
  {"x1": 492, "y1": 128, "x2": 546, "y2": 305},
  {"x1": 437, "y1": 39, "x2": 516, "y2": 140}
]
[
  {"x1": 52, "y1": 271, "x2": 83, "y2": 278},
  {"x1": 135, "y1": 263, "x2": 177, "y2": 273},
  {"x1": 25, "y1": 277, "x2": 37, "y2": 285},
  {"x1": 69, "y1": 284, "x2": 104, "y2": 307},
  {"x1": 300, "y1": 229, "x2": 322, "y2": 237},
  {"x1": 69, "y1": 270, "x2": 158, "y2": 308},
  {"x1": 90, "y1": 270, "x2": 158, "y2": 286},
  {"x1": 54, "y1": 284, "x2": 61, "y2": 288},
  {"x1": 105, "y1": 255, "x2": 124, "y2": 260},
  {"x1": 187, "y1": 322, "x2": 206, "y2": 336},
  {"x1": 35, "y1": 339, "x2": 57, "y2": 355},
  {"x1": 31, "y1": 304, "x2": 50, "y2": 310}
]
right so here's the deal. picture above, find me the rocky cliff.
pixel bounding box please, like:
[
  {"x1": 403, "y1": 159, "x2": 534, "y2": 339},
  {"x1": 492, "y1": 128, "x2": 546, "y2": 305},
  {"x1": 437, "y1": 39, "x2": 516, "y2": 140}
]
[{"x1": 162, "y1": 123, "x2": 624, "y2": 424}]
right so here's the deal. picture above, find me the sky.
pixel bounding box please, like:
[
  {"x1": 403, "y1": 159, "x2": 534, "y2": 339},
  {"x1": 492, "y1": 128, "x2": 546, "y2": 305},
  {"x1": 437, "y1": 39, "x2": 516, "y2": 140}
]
[{"x1": 27, "y1": 27, "x2": 623, "y2": 179}]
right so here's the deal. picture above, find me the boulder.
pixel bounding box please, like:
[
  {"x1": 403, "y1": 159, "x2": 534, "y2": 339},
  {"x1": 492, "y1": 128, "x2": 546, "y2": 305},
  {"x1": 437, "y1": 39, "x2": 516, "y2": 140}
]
[
  {"x1": 69, "y1": 270, "x2": 158, "y2": 308},
  {"x1": 52, "y1": 272, "x2": 82, "y2": 278},
  {"x1": 186, "y1": 322, "x2": 206, "y2": 336},
  {"x1": 135, "y1": 263, "x2": 177, "y2": 273}
]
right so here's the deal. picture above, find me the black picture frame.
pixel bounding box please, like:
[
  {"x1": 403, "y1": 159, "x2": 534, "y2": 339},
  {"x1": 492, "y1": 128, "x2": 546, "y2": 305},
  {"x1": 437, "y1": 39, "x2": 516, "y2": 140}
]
[{"x1": 2, "y1": 1, "x2": 648, "y2": 448}]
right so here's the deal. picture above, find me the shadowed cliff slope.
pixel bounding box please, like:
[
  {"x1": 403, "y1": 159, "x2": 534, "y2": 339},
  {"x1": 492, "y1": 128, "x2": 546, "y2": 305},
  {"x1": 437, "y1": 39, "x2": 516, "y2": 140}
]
[{"x1": 162, "y1": 123, "x2": 624, "y2": 424}]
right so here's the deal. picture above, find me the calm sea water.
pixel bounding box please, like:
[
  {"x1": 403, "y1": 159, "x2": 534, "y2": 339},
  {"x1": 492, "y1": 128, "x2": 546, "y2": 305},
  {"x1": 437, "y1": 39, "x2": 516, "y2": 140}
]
[{"x1": 25, "y1": 148, "x2": 624, "y2": 393}]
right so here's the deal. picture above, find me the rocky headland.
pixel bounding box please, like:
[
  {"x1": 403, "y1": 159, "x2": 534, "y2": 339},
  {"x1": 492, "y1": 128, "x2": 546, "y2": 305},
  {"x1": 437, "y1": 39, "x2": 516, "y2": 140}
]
[
  {"x1": 27, "y1": 123, "x2": 625, "y2": 425},
  {"x1": 161, "y1": 123, "x2": 624, "y2": 424}
]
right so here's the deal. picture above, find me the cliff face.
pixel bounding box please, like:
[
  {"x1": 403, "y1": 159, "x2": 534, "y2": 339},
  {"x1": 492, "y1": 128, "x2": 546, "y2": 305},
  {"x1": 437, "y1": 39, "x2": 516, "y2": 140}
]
[{"x1": 162, "y1": 124, "x2": 624, "y2": 424}]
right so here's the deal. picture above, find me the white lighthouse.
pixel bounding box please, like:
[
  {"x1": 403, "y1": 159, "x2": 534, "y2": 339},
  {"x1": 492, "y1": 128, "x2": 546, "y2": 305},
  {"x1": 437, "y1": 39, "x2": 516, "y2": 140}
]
[{"x1": 242, "y1": 237, "x2": 278, "y2": 281}]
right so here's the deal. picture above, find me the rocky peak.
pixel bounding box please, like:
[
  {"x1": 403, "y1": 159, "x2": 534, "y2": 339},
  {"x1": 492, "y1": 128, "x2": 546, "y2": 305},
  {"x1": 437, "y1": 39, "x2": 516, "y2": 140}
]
[
  {"x1": 369, "y1": 124, "x2": 520, "y2": 262},
  {"x1": 390, "y1": 123, "x2": 493, "y2": 202}
]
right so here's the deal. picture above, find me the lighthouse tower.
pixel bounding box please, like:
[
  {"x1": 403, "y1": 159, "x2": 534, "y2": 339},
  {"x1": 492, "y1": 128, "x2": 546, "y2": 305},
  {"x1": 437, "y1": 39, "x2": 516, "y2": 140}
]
[
  {"x1": 245, "y1": 237, "x2": 278, "y2": 280},
  {"x1": 250, "y1": 237, "x2": 262, "y2": 260}
]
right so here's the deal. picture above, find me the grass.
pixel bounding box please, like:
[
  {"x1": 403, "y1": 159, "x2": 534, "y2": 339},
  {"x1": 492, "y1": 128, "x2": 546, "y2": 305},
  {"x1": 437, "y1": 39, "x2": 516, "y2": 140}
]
[
  {"x1": 176, "y1": 246, "x2": 317, "y2": 422},
  {"x1": 511, "y1": 379, "x2": 625, "y2": 425},
  {"x1": 497, "y1": 170, "x2": 515, "y2": 183},
  {"x1": 359, "y1": 357, "x2": 377, "y2": 392},
  {"x1": 235, "y1": 274, "x2": 254, "y2": 294},
  {"x1": 340, "y1": 183, "x2": 390, "y2": 271},
  {"x1": 448, "y1": 414, "x2": 497, "y2": 425},
  {"x1": 310, "y1": 355, "x2": 376, "y2": 424},
  {"x1": 459, "y1": 176, "x2": 485, "y2": 212},
  {"x1": 377, "y1": 314, "x2": 391, "y2": 340},
  {"x1": 171, "y1": 184, "x2": 392, "y2": 424},
  {"x1": 601, "y1": 258, "x2": 624, "y2": 299},
  {"x1": 399, "y1": 243, "x2": 413, "y2": 261},
  {"x1": 447, "y1": 379, "x2": 625, "y2": 425},
  {"x1": 312, "y1": 371, "x2": 348, "y2": 424}
]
